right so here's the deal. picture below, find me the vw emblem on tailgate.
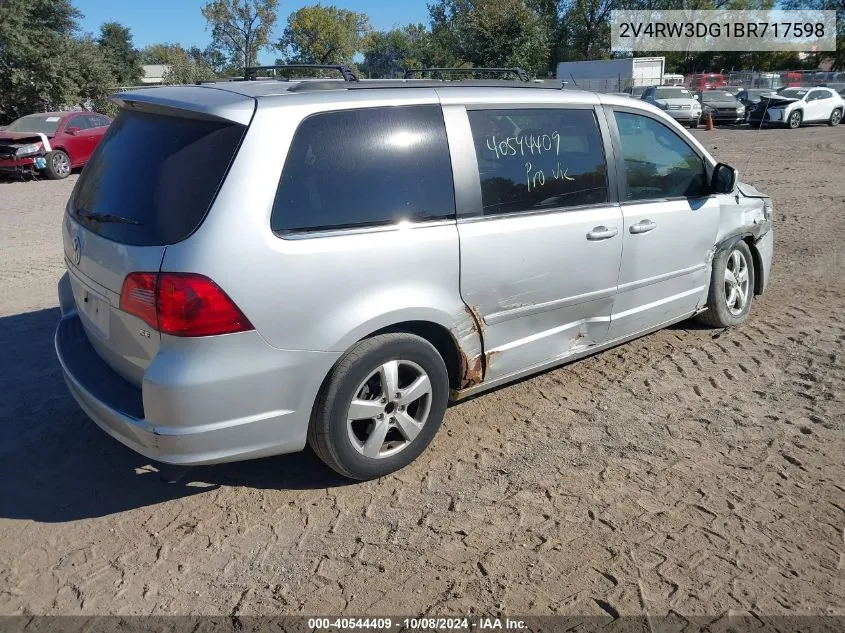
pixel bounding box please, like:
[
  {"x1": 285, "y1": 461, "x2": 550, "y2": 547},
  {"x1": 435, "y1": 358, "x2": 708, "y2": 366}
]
[{"x1": 71, "y1": 235, "x2": 82, "y2": 266}]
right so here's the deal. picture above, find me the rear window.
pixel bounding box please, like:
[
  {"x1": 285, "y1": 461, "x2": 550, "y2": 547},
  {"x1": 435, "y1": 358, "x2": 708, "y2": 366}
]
[
  {"x1": 69, "y1": 110, "x2": 245, "y2": 246},
  {"x1": 271, "y1": 105, "x2": 455, "y2": 234}
]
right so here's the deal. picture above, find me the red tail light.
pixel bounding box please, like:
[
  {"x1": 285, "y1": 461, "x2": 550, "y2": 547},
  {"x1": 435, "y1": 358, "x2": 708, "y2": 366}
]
[
  {"x1": 120, "y1": 272, "x2": 157, "y2": 329},
  {"x1": 120, "y1": 272, "x2": 253, "y2": 337}
]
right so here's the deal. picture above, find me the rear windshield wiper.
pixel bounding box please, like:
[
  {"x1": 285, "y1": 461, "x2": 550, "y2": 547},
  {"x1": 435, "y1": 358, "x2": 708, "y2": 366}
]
[{"x1": 75, "y1": 209, "x2": 142, "y2": 226}]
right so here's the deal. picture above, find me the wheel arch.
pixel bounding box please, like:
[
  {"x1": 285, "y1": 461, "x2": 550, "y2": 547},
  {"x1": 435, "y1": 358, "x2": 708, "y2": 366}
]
[
  {"x1": 715, "y1": 233, "x2": 763, "y2": 296},
  {"x1": 368, "y1": 321, "x2": 464, "y2": 392},
  {"x1": 744, "y1": 236, "x2": 765, "y2": 296},
  {"x1": 307, "y1": 319, "x2": 471, "y2": 437},
  {"x1": 48, "y1": 145, "x2": 73, "y2": 166}
]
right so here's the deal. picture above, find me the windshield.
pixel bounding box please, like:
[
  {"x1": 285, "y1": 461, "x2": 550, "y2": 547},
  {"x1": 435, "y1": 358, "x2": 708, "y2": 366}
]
[
  {"x1": 778, "y1": 88, "x2": 808, "y2": 99},
  {"x1": 6, "y1": 114, "x2": 62, "y2": 135},
  {"x1": 748, "y1": 90, "x2": 774, "y2": 98},
  {"x1": 701, "y1": 91, "x2": 736, "y2": 102},
  {"x1": 655, "y1": 87, "x2": 691, "y2": 99}
]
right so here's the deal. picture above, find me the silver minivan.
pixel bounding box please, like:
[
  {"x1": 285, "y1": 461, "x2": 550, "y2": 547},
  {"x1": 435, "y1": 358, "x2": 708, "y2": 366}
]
[{"x1": 55, "y1": 68, "x2": 774, "y2": 480}]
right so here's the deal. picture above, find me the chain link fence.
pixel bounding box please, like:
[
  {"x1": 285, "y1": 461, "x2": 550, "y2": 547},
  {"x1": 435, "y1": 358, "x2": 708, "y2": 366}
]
[{"x1": 566, "y1": 69, "x2": 845, "y2": 94}]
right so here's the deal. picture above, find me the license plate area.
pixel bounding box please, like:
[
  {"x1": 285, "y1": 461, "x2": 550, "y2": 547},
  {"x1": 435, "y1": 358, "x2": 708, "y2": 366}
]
[{"x1": 71, "y1": 278, "x2": 110, "y2": 339}]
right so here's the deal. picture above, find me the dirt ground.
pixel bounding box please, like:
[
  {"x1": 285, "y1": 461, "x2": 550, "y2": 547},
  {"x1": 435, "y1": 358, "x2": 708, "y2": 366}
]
[{"x1": 0, "y1": 125, "x2": 843, "y2": 618}]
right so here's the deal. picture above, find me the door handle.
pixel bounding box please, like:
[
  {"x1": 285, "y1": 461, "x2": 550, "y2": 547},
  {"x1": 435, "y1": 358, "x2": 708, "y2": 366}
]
[
  {"x1": 630, "y1": 220, "x2": 657, "y2": 234},
  {"x1": 586, "y1": 226, "x2": 618, "y2": 241}
]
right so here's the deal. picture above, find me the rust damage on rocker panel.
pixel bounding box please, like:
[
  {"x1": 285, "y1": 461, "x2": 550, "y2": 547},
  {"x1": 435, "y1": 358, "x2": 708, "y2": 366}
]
[{"x1": 450, "y1": 304, "x2": 487, "y2": 390}]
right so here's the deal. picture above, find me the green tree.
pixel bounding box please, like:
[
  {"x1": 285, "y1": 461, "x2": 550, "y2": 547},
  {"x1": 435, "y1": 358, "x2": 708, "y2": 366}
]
[
  {"x1": 555, "y1": 0, "x2": 614, "y2": 61},
  {"x1": 139, "y1": 43, "x2": 219, "y2": 84},
  {"x1": 201, "y1": 0, "x2": 279, "y2": 70},
  {"x1": 361, "y1": 25, "x2": 435, "y2": 78},
  {"x1": 139, "y1": 43, "x2": 184, "y2": 64},
  {"x1": 162, "y1": 52, "x2": 218, "y2": 84},
  {"x1": 68, "y1": 36, "x2": 115, "y2": 101},
  {"x1": 277, "y1": 5, "x2": 370, "y2": 65},
  {"x1": 97, "y1": 21, "x2": 142, "y2": 86},
  {"x1": 0, "y1": 0, "x2": 81, "y2": 121},
  {"x1": 782, "y1": 0, "x2": 845, "y2": 70},
  {"x1": 428, "y1": 0, "x2": 552, "y2": 75}
]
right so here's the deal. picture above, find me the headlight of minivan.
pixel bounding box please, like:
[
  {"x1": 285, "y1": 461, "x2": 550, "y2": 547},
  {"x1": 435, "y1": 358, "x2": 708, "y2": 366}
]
[{"x1": 737, "y1": 105, "x2": 745, "y2": 113}]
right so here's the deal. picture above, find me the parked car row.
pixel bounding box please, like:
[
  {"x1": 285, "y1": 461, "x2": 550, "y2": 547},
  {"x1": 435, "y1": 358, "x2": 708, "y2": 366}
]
[
  {"x1": 0, "y1": 111, "x2": 111, "y2": 179},
  {"x1": 634, "y1": 83, "x2": 844, "y2": 130},
  {"x1": 747, "y1": 86, "x2": 845, "y2": 129}
]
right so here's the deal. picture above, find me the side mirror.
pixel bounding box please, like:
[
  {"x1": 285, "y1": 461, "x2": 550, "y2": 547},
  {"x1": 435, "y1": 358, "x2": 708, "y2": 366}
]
[
  {"x1": 693, "y1": 94, "x2": 700, "y2": 100},
  {"x1": 711, "y1": 162, "x2": 737, "y2": 194},
  {"x1": 66, "y1": 127, "x2": 81, "y2": 135}
]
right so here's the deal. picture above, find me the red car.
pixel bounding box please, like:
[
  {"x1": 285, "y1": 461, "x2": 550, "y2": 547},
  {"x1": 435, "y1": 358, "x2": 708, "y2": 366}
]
[
  {"x1": 686, "y1": 73, "x2": 727, "y2": 90},
  {"x1": 0, "y1": 111, "x2": 111, "y2": 179}
]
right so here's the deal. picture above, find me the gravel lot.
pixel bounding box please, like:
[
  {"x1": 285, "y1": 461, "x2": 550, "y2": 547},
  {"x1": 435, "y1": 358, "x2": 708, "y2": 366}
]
[{"x1": 0, "y1": 126, "x2": 843, "y2": 617}]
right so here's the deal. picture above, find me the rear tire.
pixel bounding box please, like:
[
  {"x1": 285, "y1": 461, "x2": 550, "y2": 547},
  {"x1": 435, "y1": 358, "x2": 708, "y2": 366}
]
[
  {"x1": 828, "y1": 108, "x2": 842, "y2": 126},
  {"x1": 787, "y1": 110, "x2": 803, "y2": 129},
  {"x1": 44, "y1": 150, "x2": 71, "y2": 179},
  {"x1": 696, "y1": 240, "x2": 755, "y2": 328},
  {"x1": 308, "y1": 333, "x2": 449, "y2": 480}
]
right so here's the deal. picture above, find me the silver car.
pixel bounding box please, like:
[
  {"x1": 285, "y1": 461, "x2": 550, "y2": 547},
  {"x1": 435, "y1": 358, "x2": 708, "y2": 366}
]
[
  {"x1": 55, "y1": 71, "x2": 774, "y2": 480},
  {"x1": 641, "y1": 85, "x2": 703, "y2": 128}
]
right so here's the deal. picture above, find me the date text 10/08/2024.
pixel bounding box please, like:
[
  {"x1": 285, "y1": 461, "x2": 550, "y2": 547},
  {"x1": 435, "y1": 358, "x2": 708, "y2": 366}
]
[
  {"x1": 308, "y1": 617, "x2": 528, "y2": 630},
  {"x1": 484, "y1": 131, "x2": 576, "y2": 192}
]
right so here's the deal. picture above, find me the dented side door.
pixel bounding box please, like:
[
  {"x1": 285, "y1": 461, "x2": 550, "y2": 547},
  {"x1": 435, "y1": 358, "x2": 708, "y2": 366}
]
[{"x1": 442, "y1": 102, "x2": 624, "y2": 384}]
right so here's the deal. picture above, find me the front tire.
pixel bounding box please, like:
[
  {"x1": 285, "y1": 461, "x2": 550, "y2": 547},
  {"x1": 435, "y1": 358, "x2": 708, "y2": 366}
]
[
  {"x1": 308, "y1": 333, "x2": 449, "y2": 480},
  {"x1": 689, "y1": 119, "x2": 699, "y2": 129},
  {"x1": 697, "y1": 241, "x2": 755, "y2": 328},
  {"x1": 44, "y1": 150, "x2": 71, "y2": 179},
  {"x1": 787, "y1": 110, "x2": 803, "y2": 129},
  {"x1": 828, "y1": 108, "x2": 842, "y2": 126}
]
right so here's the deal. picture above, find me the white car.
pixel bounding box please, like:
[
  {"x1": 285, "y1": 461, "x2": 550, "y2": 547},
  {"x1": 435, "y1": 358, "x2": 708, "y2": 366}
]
[
  {"x1": 748, "y1": 86, "x2": 845, "y2": 129},
  {"x1": 641, "y1": 85, "x2": 702, "y2": 127}
]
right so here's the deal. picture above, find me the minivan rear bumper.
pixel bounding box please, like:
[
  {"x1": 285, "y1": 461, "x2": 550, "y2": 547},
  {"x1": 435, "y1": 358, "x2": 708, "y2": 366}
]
[{"x1": 56, "y1": 273, "x2": 339, "y2": 465}]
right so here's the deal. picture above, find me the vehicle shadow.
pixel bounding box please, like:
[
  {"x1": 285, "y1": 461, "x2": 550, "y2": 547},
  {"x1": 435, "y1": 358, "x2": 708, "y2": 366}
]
[{"x1": 0, "y1": 308, "x2": 353, "y2": 524}]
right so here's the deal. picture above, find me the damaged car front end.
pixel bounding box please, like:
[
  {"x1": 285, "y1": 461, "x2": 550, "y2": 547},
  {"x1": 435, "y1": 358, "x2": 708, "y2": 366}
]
[{"x1": 0, "y1": 135, "x2": 50, "y2": 178}]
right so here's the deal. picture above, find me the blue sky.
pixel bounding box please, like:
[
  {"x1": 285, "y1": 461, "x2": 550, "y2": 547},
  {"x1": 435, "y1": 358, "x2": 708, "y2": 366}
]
[{"x1": 74, "y1": 0, "x2": 431, "y2": 64}]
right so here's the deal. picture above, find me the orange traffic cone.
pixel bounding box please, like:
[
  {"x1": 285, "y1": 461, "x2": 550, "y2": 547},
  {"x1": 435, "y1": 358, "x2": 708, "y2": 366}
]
[{"x1": 705, "y1": 112, "x2": 714, "y2": 131}]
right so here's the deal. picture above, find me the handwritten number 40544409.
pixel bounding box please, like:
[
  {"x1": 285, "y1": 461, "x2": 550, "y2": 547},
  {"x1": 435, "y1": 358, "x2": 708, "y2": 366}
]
[
  {"x1": 485, "y1": 132, "x2": 561, "y2": 160},
  {"x1": 484, "y1": 132, "x2": 575, "y2": 191}
]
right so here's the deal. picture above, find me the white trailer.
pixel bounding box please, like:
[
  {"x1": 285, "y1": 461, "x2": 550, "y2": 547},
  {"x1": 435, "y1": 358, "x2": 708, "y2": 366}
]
[{"x1": 556, "y1": 57, "x2": 665, "y2": 93}]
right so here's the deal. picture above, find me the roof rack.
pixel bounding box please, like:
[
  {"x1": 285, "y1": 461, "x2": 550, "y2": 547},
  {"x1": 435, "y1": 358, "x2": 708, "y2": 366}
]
[
  {"x1": 244, "y1": 64, "x2": 359, "y2": 82},
  {"x1": 403, "y1": 67, "x2": 530, "y2": 82}
]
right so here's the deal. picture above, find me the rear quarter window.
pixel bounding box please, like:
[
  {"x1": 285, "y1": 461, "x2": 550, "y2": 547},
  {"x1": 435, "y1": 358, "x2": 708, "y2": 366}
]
[
  {"x1": 69, "y1": 110, "x2": 245, "y2": 246},
  {"x1": 271, "y1": 105, "x2": 456, "y2": 234}
]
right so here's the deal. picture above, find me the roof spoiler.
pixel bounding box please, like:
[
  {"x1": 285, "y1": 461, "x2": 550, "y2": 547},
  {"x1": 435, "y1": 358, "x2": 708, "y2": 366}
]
[
  {"x1": 403, "y1": 67, "x2": 530, "y2": 82},
  {"x1": 110, "y1": 86, "x2": 256, "y2": 126},
  {"x1": 244, "y1": 64, "x2": 359, "y2": 82}
]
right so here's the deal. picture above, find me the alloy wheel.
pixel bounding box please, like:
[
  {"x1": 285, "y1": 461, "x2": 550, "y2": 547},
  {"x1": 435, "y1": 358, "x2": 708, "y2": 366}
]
[
  {"x1": 52, "y1": 153, "x2": 70, "y2": 176},
  {"x1": 724, "y1": 249, "x2": 750, "y2": 316},
  {"x1": 346, "y1": 360, "x2": 433, "y2": 459}
]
